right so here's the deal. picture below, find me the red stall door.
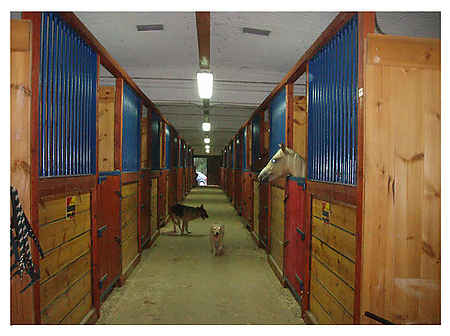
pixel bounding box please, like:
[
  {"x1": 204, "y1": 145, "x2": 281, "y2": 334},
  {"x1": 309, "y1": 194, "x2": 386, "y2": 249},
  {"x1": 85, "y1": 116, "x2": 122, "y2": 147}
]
[
  {"x1": 97, "y1": 173, "x2": 122, "y2": 302},
  {"x1": 284, "y1": 177, "x2": 307, "y2": 306}
]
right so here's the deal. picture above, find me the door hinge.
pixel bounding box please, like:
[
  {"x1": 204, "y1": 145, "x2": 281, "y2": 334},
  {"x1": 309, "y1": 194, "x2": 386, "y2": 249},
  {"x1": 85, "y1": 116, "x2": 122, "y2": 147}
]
[
  {"x1": 99, "y1": 273, "x2": 108, "y2": 289},
  {"x1": 295, "y1": 273, "x2": 305, "y2": 292},
  {"x1": 296, "y1": 227, "x2": 306, "y2": 241},
  {"x1": 97, "y1": 225, "x2": 108, "y2": 238}
]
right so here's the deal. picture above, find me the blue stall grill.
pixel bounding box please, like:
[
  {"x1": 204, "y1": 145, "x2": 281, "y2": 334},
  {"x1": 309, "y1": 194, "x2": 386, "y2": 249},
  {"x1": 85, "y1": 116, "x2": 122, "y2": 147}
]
[
  {"x1": 122, "y1": 83, "x2": 141, "y2": 172},
  {"x1": 307, "y1": 14, "x2": 358, "y2": 186},
  {"x1": 39, "y1": 12, "x2": 97, "y2": 177}
]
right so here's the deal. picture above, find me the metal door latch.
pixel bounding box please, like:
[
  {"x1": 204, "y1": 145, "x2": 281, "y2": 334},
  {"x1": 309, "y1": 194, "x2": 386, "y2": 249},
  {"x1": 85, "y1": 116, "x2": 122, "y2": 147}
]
[
  {"x1": 296, "y1": 227, "x2": 305, "y2": 241},
  {"x1": 97, "y1": 225, "x2": 108, "y2": 238}
]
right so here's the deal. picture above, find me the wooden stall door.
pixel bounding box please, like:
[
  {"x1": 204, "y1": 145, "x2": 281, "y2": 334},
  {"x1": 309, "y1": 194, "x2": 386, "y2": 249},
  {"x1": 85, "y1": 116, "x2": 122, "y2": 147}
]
[
  {"x1": 139, "y1": 172, "x2": 151, "y2": 249},
  {"x1": 207, "y1": 156, "x2": 221, "y2": 186},
  {"x1": 150, "y1": 177, "x2": 159, "y2": 239},
  {"x1": 361, "y1": 34, "x2": 441, "y2": 325},
  {"x1": 97, "y1": 175, "x2": 121, "y2": 301},
  {"x1": 284, "y1": 179, "x2": 307, "y2": 306},
  {"x1": 258, "y1": 182, "x2": 269, "y2": 248},
  {"x1": 253, "y1": 179, "x2": 260, "y2": 239}
]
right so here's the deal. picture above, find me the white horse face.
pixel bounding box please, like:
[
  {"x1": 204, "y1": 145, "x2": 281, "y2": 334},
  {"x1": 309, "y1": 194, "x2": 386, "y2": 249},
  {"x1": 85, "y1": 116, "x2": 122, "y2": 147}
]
[{"x1": 258, "y1": 147, "x2": 288, "y2": 182}]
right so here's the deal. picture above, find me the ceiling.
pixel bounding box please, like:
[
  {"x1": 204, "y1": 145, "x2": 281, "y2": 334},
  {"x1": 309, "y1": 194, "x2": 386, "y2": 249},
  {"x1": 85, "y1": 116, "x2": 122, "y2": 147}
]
[{"x1": 74, "y1": 11, "x2": 440, "y2": 155}]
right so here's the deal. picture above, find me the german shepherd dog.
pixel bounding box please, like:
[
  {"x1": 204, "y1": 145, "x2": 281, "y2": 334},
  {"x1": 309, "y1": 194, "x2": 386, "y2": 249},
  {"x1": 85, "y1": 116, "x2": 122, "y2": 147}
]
[{"x1": 164, "y1": 204, "x2": 208, "y2": 235}]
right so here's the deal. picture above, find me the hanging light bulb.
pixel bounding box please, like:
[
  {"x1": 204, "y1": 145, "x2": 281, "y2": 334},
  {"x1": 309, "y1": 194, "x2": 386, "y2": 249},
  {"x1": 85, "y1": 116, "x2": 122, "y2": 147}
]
[{"x1": 204, "y1": 137, "x2": 210, "y2": 144}]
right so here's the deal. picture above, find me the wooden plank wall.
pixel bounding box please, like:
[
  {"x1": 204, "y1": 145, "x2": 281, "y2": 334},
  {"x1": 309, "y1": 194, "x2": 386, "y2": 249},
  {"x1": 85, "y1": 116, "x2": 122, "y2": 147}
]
[
  {"x1": 39, "y1": 193, "x2": 92, "y2": 324},
  {"x1": 310, "y1": 198, "x2": 356, "y2": 324},
  {"x1": 98, "y1": 86, "x2": 115, "y2": 172},
  {"x1": 293, "y1": 96, "x2": 307, "y2": 159},
  {"x1": 269, "y1": 185, "x2": 285, "y2": 280},
  {"x1": 121, "y1": 182, "x2": 139, "y2": 274},
  {"x1": 361, "y1": 34, "x2": 441, "y2": 325},
  {"x1": 10, "y1": 19, "x2": 35, "y2": 325},
  {"x1": 150, "y1": 176, "x2": 159, "y2": 241},
  {"x1": 253, "y1": 180, "x2": 260, "y2": 239}
]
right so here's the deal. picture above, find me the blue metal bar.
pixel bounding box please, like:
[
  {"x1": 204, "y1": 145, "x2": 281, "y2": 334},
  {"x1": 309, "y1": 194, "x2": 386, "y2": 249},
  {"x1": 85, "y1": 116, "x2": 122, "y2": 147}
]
[
  {"x1": 74, "y1": 35, "x2": 81, "y2": 175},
  {"x1": 352, "y1": 16, "x2": 358, "y2": 185},
  {"x1": 57, "y1": 17, "x2": 63, "y2": 176},
  {"x1": 68, "y1": 28, "x2": 74, "y2": 175},
  {"x1": 336, "y1": 31, "x2": 343, "y2": 184},
  {"x1": 331, "y1": 37, "x2": 337, "y2": 183},
  {"x1": 40, "y1": 13, "x2": 48, "y2": 176},
  {"x1": 81, "y1": 41, "x2": 87, "y2": 174},
  {"x1": 344, "y1": 24, "x2": 350, "y2": 184},
  {"x1": 51, "y1": 14, "x2": 58, "y2": 176}
]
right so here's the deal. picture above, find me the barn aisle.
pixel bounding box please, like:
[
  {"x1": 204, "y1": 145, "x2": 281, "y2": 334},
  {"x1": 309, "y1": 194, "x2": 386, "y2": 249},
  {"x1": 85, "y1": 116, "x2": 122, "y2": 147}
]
[{"x1": 97, "y1": 187, "x2": 304, "y2": 325}]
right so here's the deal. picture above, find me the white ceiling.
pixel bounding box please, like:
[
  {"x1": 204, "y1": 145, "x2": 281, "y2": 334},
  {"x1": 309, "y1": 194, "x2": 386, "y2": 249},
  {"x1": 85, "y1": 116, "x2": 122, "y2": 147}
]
[{"x1": 74, "y1": 11, "x2": 440, "y2": 155}]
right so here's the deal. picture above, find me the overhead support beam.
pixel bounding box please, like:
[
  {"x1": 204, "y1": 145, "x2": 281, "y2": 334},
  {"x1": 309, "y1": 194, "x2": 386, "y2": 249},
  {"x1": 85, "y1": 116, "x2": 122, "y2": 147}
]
[
  {"x1": 195, "y1": 12, "x2": 211, "y2": 70},
  {"x1": 57, "y1": 12, "x2": 176, "y2": 131}
]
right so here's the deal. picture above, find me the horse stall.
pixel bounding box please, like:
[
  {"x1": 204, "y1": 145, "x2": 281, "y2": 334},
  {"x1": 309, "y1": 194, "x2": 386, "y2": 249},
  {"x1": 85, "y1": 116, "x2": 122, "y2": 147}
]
[
  {"x1": 13, "y1": 13, "x2": 99, "y2": 324},
  {"x1": 10, "y1": 12, "x2": 191, "y2": 324},
  {"x1": 303, "y1": 14, "x2": 441, "y2": 325},
  {"x1": 233, "y1": 132, "x2": 243, "y2": 215},
  {"x1": 241, "y1": 123, "x2": 253, "y2": 228},
  {"x1": 176, "y1": 137, "x2": 184, "y2": 202}
]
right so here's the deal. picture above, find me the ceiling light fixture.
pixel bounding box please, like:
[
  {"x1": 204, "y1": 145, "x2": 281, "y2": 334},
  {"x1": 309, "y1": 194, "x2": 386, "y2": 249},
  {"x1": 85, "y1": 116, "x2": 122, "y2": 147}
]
[
  {"x1": 242, "y1": 27, "x2": 271, "y2": 36},
  {"x1": 204, "y1": 137, "x2": 210, "y2": 144},
  {"x1": 202, "y1": 122, "x2": 211, "y2": 132},
  {"x1": 205, "y1": 148, "x2": 210, "y2": 154},
  {"x1": 197, "y1": 72, "x2": 213, "y2": 99}
]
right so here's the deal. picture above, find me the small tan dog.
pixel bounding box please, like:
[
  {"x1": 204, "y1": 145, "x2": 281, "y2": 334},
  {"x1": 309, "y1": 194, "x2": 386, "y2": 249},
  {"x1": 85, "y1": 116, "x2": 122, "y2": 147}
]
[{"x1": 209, "y1": 224, "x2": 225, "y2": 256}]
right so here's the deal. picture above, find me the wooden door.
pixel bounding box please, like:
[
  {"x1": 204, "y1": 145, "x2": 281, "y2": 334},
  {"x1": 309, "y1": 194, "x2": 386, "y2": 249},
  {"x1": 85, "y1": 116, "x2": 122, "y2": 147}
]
[
  {"x1": 150, "y1": 177, "x2": 158, "y2": 239},
  {"x1": 284, "y1": 179, "x2": 307, "y2": 306},
  {"x1": 139, "y1": 172, "x2": 151, "y2": 249},
  {"x1": 259, "y1": 182, "x2": 269, "y2": 248},
  {"x1": 207, "y1": 156, "x2": 221, "y2": 185},
  {"x1": 97, "y1": 174, "x2": 121, "y2": 302},
  {"x1": 253, "y1": 179, "x2": 260, "y2": 238}
]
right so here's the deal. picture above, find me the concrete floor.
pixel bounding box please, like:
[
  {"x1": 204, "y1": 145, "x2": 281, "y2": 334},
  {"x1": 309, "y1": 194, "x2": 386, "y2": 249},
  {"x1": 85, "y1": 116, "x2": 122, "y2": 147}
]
[{"x1": 97, "y1": 187, "x2": 304, "y2": 325}]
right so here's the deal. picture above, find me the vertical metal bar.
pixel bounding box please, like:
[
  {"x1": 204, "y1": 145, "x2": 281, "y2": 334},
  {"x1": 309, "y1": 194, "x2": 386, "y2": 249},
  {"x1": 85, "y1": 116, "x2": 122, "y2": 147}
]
[
  {"x1": 352, "y1": 16, "x2": 358, "y2": 185},
  {"x1": 324, "y1": 45, "x2": 329, "y2": 182},
  {"x1": 344, "y1": 24, "x2": 350, "y2": 185},
  {"x1": 60, "y1": 21, "x2": 67, "y2": 176},
  {"x1": 74, "y1": 35, "x2": 80, "y2": 175},
  {"x1": 55, "y1": 16, "x2": 61, "y2": 176},
  {"x1": 68, "y1": 28, "x2": 74, "y2": 175},
  {"x1": 337, "y1": 31, "x2": 343, "y2": 184},
  {"x1": 51, "y1": 14, "x2": 58, "y2": 176},
  {"x1": 40, "y1": 13, "x2": 48, "y2": 176},
  {"x1": 81, "y1": 42, "x2": 87, "y2": 174},
  {"x1": 331, "y1": 37, "x2": 337, "y2": 183},
  {"x1": 307, "y1": 59, "x2": 313, "y2": 180},
  {"x1": 317, "y1": 51, "x2": 322, "y2": 181}
]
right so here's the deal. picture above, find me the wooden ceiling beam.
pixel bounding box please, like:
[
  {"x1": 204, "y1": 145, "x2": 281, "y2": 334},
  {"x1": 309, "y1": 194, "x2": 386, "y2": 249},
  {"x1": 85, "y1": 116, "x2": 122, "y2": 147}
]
[{"x1": 195, "y1": 12, "x2": 211, "y2": 70}]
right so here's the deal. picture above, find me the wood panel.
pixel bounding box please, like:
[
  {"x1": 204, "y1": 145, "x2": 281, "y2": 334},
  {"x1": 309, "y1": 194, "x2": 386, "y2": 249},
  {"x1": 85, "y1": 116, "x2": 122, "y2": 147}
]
[
  {"x1": 39, "y1": 193, "x2": 90, "y2": 225},
  {"x1": 311, "y1": 257, "x2": 354, "y2": 315},
  {"x1": 40, "y1": 252, "x2": 91, "y2": 309},
  {"x1": 253, "y1": 180, "x2": 260, "y2": 237},
  {"x1": 98, "y1": 86, "x2": 116, "y2": 172},
  {"x1": 311, "y1": 236, "x2": 355, "y2": 288},
  {"x1": 293, "y1": 96, "x2": 307, "y2": 159},
  {"x1": 40, "y1": 232, "x2": 91, "y2": 283},
  {"x1": 11, "y1": 19, "x2": 34, "y2": 324},
  {"x1": 310, "y1": 295, "x2": 334, "y2": 325},
  {"x1": 39, "y1": 210, "x2": 91, "y2": 254},
  {"x1": 121, "y1": 181, "x2": 139, "y2": 274},
  {"x1": 151, "y1": 177, "x2": 159, "y2": 237},
  {"x1": 122, "y1": 182, "x2": 138, "y2": 198},
  {"x1": 41, "y1": 272, "x2": 91, "y2": 324},
  {"x1": 122, "y1": 236, "x2": 139, "y2": 273},
  {"x1": 361, "y1": 35, "x2": 440, "y2": 325},
  {"x1": 310, "y1": 278, "x2": 353, "y2": 324},
  {"x1": 59, "y1": 292, "x2": 92, "y2": 325},
  {"x1": 312, "y1": 198, "x2": 356, "y2": 234},
  {"x1": 270, "y1": 185, "x2": 285, "y2": 273},
  {"x1": 311, "y1": 217, "x2": 356, "y2": 262}
]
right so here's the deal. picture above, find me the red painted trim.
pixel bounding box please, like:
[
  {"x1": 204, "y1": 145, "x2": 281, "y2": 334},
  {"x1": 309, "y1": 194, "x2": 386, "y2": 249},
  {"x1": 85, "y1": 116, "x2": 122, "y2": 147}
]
[
  {"x1": 354, "y1": 12, "x2": 375, "y2": 325},
  {"x1": 21, "y1": 11, "x2": 42, "y2": 325},
  {"x1": 121, "y1": 171, "x2": 139, "y2": 184},
  {"x1": 306, "y1": 180, "x2": 357, "y2": 206},
  {"x1": 39, "y1": 175, "x2": 97, "y2": 198}
]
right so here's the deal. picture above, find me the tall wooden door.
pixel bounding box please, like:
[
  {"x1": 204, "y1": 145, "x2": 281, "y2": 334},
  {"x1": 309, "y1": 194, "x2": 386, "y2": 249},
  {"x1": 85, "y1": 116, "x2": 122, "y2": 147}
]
[
  {"x1": 259, "y1": 182, "x2": 269, "y2": 248},
  {"x1": 139, "y1": 172, "x2": 151, "y2": 249},
  {"x1": 150, "y1": 177, "x2": 158, "y2": 240},
  {"x1": 97, "y1": 174, "x2": 121, "y2": 302},
  {"x1": 207, "y1": 156, "x2": 221, "y2": 185},
  {"x1": 284, "y1": 178, "x2": 307, "y2": 307}
]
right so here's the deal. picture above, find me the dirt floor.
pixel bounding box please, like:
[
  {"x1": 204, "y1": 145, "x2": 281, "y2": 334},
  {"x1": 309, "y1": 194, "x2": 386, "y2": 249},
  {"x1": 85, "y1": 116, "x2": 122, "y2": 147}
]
[{"x1": 96, "y1": 187, "x2": 304, "y2": 325}]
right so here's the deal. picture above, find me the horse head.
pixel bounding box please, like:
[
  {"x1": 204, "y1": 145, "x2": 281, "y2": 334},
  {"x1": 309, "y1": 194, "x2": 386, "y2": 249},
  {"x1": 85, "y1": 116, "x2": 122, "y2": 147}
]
[{"x1": 257, "y1": 144, "x2": 306, "y2": 182}]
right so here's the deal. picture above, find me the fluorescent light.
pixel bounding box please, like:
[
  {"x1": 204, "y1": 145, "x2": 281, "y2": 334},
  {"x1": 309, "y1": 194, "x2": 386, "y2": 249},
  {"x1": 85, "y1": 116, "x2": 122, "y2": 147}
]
[
  {"x1": 205, "y1": 145, "x2": 210, "y2": 150},
  {"x1": 205, "y1": 148, "x2": 210, "y2": 153},
  {"x1": 204, "y1": 138, "x2": 210, "y2": 144},
  {"x1": 202, "y1": 122, "x2": 211, "y2": 132},
  {"x1": 197, "y1": 72, "x2": 213, "y2": 99}
]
